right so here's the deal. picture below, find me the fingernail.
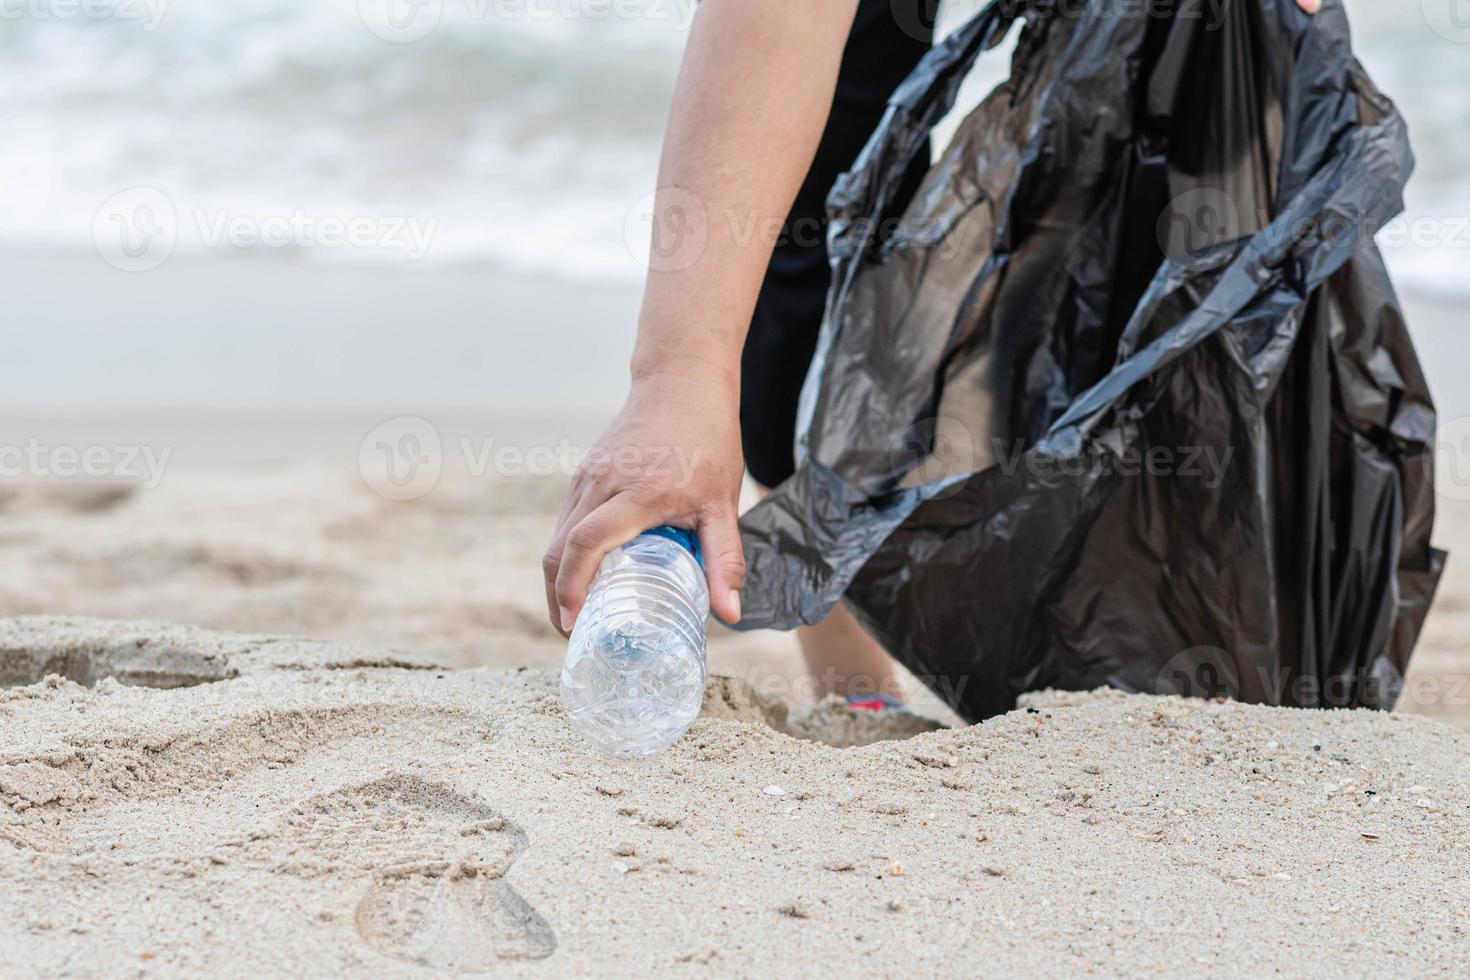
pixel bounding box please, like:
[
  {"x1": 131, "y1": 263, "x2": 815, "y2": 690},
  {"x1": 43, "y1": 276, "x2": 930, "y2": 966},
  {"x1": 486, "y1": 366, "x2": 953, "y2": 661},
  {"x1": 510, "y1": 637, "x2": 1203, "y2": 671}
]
[
  {"x1": 559, "y1": 606, "x2": 574, "y2": 632},
  {"x1": 727, "y1": 589, "x2": 741, "y2": 621}
]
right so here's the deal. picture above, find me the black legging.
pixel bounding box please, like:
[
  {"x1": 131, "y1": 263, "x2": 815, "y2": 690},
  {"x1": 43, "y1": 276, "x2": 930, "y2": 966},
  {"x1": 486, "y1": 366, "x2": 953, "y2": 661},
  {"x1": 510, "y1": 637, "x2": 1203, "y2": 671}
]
[{"x1": 739, "y1": 0, "x2": 935, "y2": 489}]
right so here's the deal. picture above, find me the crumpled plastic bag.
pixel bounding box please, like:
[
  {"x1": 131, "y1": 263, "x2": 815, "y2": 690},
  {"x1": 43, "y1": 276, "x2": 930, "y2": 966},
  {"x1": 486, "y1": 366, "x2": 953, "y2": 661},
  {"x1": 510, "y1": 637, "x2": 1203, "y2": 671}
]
[{"x1": 735, "y1": 0, "x2": 1445, "y2": 722}]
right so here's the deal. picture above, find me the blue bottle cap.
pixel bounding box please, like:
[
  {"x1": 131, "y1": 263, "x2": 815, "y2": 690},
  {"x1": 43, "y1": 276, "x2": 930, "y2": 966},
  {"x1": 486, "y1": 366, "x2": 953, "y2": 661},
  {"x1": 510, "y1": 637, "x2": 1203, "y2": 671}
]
[{"x1": 643, "y1": 525, "x2": 703, "y2": 568}]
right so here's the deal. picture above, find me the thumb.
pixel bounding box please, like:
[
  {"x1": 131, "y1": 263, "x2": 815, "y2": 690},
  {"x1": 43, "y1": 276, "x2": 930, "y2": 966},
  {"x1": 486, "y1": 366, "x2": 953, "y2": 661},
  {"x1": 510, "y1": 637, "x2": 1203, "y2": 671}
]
[{"x1": 698, "y1": 507, "x2": 746, "y2": 624}]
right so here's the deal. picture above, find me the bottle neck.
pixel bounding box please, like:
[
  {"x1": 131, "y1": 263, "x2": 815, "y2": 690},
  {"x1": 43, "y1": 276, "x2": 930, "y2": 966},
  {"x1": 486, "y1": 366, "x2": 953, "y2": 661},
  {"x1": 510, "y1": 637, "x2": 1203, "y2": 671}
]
[{"x1": 641, "y1": 525, "x2": 702, "y2": 568}]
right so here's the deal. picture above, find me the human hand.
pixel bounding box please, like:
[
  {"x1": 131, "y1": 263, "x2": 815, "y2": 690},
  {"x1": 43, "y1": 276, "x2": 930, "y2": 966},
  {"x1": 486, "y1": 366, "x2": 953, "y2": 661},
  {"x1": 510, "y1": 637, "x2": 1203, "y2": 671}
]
[
  {"x1": 542, "y1": 376, "x2": 746, "y2": 636},
  {"x1": 1296, "y1": 0, "x2": 1319, "y2": 11}
]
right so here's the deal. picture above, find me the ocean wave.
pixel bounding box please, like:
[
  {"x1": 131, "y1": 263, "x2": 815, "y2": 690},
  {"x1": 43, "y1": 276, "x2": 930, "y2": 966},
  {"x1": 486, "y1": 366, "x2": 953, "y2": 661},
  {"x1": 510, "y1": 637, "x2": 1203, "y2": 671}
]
[{"x1": 2, "y1": 0, "x2": 1464, "y2": 294}]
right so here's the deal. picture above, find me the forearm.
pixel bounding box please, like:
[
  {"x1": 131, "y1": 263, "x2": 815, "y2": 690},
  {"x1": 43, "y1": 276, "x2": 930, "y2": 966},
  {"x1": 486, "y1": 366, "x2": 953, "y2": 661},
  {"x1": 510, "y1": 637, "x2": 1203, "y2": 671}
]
[{"x1": 629, "y1": 0, "x2": 860, "y2": 395}]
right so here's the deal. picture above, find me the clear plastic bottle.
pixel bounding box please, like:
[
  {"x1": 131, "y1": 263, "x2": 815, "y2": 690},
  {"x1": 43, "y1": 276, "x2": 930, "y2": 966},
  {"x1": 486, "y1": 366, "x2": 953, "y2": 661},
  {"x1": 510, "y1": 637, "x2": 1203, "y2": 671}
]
[{"x1": 560, "y1": 527, "x2": 709, "y2": 758}]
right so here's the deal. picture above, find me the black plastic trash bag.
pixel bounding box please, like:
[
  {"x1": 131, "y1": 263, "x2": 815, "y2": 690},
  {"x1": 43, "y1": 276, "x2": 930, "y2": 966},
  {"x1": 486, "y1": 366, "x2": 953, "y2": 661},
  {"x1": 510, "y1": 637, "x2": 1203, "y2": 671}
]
[{"x1": 735, "y1": 0, "x2": 1445, "y2": 722}]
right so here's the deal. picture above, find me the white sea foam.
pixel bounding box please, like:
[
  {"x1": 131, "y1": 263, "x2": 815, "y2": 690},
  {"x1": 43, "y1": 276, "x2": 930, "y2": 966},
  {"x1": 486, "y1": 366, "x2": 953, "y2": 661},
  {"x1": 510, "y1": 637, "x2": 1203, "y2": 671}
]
[{"x1": 0, "y1": 0, "x2": 1463, "y2": 292}]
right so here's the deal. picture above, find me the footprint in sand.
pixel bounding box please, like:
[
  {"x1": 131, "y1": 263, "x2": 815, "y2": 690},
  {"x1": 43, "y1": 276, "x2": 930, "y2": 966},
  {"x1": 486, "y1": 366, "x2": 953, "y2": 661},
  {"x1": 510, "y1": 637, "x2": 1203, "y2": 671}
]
[{"x1": 281, "y1": 775, "x2": 555, "y2": 967}]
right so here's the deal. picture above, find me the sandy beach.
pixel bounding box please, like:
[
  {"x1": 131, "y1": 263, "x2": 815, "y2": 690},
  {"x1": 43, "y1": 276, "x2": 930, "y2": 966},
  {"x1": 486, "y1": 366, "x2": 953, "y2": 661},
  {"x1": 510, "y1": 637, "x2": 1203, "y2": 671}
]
[
  {"x1": 2, "y1": 251, "x2": 1467, "y2": 976},
  {"x1": 2, "y1": 616, "x2": 1468, "y2": 976},
  {"x1": 5, "y1": 0, "x2": 1465, "y2": 969},
  {"x1": 0, "y1": 386, "x2": 1467, "y2": 974},
  {"x1": 3, "y1": 373, "x2": 1469, "y2": 727}
]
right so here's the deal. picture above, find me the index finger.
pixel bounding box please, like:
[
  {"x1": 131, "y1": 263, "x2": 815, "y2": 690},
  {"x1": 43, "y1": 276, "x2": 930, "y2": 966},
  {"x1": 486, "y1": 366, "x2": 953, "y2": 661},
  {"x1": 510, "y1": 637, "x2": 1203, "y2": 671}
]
[
  {"x1": 554, "y1": 492, "x2": 659, "y2": 631},
  {"x1": 543, "y1": 486, "x2": 606, "y2": 635}
]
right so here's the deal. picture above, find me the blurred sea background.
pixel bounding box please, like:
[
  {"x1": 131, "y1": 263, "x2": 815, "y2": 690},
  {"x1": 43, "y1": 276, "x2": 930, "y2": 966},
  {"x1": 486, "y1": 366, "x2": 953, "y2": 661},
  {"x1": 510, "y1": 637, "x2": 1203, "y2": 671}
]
[{"x1": 3, "y1": 0, "x2": 1465, "y2": 412}]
